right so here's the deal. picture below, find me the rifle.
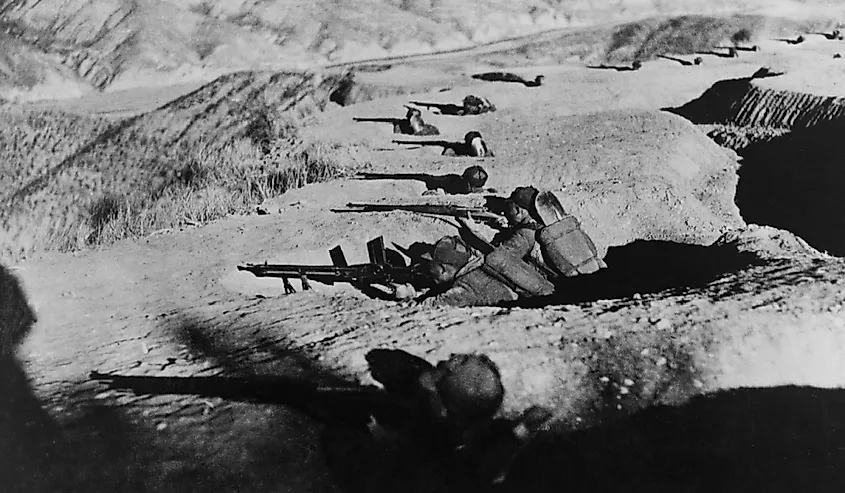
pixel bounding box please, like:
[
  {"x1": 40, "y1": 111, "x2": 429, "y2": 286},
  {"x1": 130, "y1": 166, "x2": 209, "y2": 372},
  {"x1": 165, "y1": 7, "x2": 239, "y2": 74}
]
[
  {"x1": 238, "y1": 236, "x2": 425, "y2": 294},
  {"x1": 334, "y1": 202, "x2": 507, "y2": 228}
]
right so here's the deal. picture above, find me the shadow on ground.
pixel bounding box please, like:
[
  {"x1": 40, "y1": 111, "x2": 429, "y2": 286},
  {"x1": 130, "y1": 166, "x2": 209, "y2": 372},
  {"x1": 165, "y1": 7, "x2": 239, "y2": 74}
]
[
  {"x1": 1, "y1": 264, "x2": 152, "y2": 492},
  {"x1": 521, "y1": 240, "x2": 765, "y2": 307},
  {"x1": 500, "y1": 385, "x2": 845, "y2": 493}
]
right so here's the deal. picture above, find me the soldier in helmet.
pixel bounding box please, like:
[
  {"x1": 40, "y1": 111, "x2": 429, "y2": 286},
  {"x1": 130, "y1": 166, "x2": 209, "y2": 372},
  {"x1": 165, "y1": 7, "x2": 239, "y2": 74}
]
[
  {"x1": 417, "y1": 234, "x2": 554, "y2": 307},
  {"x1": 461, "y1": 186, "x2": 607, "y2": 283}
]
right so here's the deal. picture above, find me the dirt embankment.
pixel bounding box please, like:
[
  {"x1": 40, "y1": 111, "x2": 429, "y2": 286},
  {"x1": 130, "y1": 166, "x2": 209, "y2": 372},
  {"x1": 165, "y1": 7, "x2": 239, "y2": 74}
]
[
  {"x1": 670, "y1": 75, "x2": 845, "y2": 131},
  {"x1": 669, "y1": 66, "x2": 845, "y2": 256}
]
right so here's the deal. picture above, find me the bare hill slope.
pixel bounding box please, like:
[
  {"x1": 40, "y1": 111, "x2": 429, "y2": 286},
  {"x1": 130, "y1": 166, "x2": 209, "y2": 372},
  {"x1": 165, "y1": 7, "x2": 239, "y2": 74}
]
[{"x1": 2, "y1": 0, "x2": 843, "y2": 100}]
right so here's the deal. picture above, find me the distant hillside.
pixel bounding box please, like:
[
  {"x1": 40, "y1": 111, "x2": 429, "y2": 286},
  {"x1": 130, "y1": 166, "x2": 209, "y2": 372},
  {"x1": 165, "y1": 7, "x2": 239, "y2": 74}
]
[{"x1": 2, "y1": 0, "x2": 840, "y2": 101}]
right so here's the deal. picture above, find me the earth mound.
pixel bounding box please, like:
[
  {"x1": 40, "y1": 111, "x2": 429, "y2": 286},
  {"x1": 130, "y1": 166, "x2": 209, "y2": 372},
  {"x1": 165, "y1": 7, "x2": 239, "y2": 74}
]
[
  {"x1": 299, "y1": 95, "x2": 744, "y2": 256},
  {"x1": 0, "y1": 70, "x2": 350, "y2": 260}
]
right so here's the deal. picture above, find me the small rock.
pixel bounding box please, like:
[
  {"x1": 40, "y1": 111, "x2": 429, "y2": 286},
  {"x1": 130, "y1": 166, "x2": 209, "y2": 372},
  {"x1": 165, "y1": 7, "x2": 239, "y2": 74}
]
[
  {"x1": 619, "y1": 386, "x2": 630, "y2": 395},
  {"x1": 693, "y1": 379, "x2": 704, "y2": 389},
  {"x1": 623, "y1": 378, "x2": 634, "y2": 386},
  {"x1": 599, "y1": 376, "x2": 610, "y2": 383},
  {"x1": 655, "y1": 319, "x2": 672, "y2": 330},
  {"x1": 640, "y1": 348, "x2": 650, "y2": 356},
  {"x1": 156, "y1": 422, "x2": 168, "y2": 431},
  {"x1": 656, "y1": 357, "x2": 667, "y2": 367},
  {"x1": 632, "y1": 293, "x2": 642, "y2": 300}
]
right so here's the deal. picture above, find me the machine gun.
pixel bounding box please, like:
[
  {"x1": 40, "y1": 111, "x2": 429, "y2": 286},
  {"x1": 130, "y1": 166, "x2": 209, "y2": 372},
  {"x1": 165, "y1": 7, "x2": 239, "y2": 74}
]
[
  {"x1": 238, "y1": 236, "x2": 425, "y2": 294},
  {"x1": 333, "y1": 202, "x2": 507, "y2": 228}
]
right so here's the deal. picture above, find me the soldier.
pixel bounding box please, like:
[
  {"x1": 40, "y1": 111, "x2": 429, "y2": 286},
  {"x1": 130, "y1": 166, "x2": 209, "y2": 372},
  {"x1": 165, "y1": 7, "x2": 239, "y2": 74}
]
[
  {"x1": 441, "y1": 131, "x2": 495, "y2": 158},
  {"x1": 366, "y1": 349, "x2": 505, "y2": 448},
  {"x1": 396, "y1": 106, "x2": 440, "y2": 136},
  {"x1": 464, "y1": 131, "x2": 493, "y2": 157},
  {"x1": 418, "y1": 235, "x2": 554, "y2": 307},
  {"x1": 461, "y1": 95, "x2": 497, "y2": 115},
  {"x1": 422, "y1": 165, "x2": 494, "y2": 196},
  {"x1": 461, "y1": 186, "x2": 607, "y2": 282},
  {"x1": 506, "y1": 186, "x2": 607, "y2": 278}
]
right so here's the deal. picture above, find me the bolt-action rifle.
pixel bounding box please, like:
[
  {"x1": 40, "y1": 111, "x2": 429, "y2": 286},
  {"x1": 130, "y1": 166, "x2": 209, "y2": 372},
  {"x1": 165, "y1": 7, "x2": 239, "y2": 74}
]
[
  {"x1": 333, "y1": 202, "x2": 507, "y2": 228},
  {"x1": 238, "y1": 236, "x2": 425, "y2": 294}
]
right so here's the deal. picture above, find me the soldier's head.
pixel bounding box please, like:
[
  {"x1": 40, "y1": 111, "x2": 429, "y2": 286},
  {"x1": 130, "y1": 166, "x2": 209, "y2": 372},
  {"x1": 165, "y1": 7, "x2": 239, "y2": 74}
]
[
  {"x1": 507, "y1": 186, "x2": 540, "y2": 227},
  {"x1": 464, "y1": 131, "x2": 486, "y2": 156},
  {"x1": 425, "y1": 236, "x2": 472, "y2": 285},
  {"x1": 430, "y1": 353, "x2": 505, "y2": 426},
  {"x1": 534, "y1": 75, "x2": 545, "y2": 85},
  {"x1": 462, "y1": 165, "x2": 489, "y2": 193},
  {"x1": 404, "y1": 105, "x2": 422, "y2": 119}
]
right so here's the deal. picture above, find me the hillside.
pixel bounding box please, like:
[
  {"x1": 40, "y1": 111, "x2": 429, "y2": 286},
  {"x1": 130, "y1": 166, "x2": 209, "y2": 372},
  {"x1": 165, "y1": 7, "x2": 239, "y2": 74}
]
[{"x1": 2, "y1": 0, "x2": 843, "y2": 101}]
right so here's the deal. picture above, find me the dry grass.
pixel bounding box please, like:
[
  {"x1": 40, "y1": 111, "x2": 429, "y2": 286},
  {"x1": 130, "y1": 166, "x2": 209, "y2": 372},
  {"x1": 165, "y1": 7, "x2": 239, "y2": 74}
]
[
  {"x1": 83, "y1": 136, "x2": 343, "y2": 248},
  {"x1": 0, "y1": 70, "x2": 354, "y2": 262},
  {"x1": 0, "y1": 108, "x2": 112, "y2": 202},
  {"x1": 0, "y1": 109, "x2": 347, "y2": 261}
]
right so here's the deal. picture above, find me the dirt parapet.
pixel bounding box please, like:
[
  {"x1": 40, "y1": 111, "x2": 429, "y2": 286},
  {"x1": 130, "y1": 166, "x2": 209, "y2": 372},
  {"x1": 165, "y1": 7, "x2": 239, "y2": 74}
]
[{"x1": 669, "y1": 76, "x2": 845, "y2": 130}]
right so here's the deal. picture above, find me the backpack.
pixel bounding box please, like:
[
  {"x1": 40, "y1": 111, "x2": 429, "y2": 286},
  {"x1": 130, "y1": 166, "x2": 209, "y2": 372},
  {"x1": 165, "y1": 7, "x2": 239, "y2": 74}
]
[{"x1": 534, "y1": 191, "x2": 607, "y2": 277}]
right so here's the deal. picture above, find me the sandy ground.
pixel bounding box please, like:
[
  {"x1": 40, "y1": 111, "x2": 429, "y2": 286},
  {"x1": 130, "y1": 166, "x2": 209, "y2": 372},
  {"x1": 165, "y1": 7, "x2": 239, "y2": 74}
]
[{"x1": 5, "y1": 21, "x2": 845, "y2": 493}]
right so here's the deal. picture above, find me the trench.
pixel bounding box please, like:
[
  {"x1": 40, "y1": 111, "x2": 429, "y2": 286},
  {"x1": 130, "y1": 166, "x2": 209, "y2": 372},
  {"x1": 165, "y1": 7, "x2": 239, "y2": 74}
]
[{"x1": 667, "y1": 76, "x2": 845, "y2": 257}]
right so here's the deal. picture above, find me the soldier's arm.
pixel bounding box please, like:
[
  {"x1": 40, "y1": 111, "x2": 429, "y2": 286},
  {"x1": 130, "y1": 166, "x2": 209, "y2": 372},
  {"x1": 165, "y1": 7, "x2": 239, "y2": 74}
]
[{"x1": 496, "y1": 227, "x2": 537, "y2": 259}]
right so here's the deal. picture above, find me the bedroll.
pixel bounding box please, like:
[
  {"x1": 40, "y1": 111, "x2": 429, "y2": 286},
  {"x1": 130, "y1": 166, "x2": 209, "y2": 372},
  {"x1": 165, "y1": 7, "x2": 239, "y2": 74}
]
[
  {"x1": 538, "y1": 215, "x2": 607, "y2": 277},
  {"x1": 481, "y1": 248, "x2": 555, "y2": 297}
]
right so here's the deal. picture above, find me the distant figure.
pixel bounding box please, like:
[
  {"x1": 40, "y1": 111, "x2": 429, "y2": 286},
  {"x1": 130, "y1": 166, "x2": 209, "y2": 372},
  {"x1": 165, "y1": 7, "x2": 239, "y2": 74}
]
[
  {"x1": 694, "y1": 56, "x2": 704, "y2": 65},
  {"x1": 835, "y1": 53, "x2": 842, "y2": 59},
  {"x1": 400, "y1": 106, "x2": 440, "y2": 136},
  {"x1": 460, "y1": 95, "x2": 497, "y2": 115},
  {"x1": 727, "y1": 46, "x2": 738, "y2": 58},
  {"x1": 826, "y1": 29, "x2": 843, "y2": 40},
  {"x1": 393, "y1": 131, "x2": 495, "y2": 157},
  {"x1": 751, "y1": 66, "x2": 785, "y2": 79},
  {"x1": 471, "y1": 72, "x2": 544, "y2": 87},
  {"x1": 462, "y1": 131, "x2": 493, "y2": 158},
  {"x1": 752, "y1": 44, "x2": 761, "y2": 51},
  {"x1": 409, "y1": 95, "x2": 496, "y2": 116},
  {"x1": 631, "y1": 60, "x2": 643, "y2": 71},
  {"x1": 793, "y1": 35, "x2": 805, "y2": 45}
]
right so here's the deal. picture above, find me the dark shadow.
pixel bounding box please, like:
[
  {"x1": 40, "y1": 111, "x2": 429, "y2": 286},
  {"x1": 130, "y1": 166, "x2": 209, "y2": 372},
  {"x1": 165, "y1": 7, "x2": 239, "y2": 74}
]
[
  {"x1": 663, "y1": 76, "x2": 751, "y2": 124},
  {"x1": 586, "y1": 63, "x2": 639, "y2": 71},
  {"x1": 90, "y1": 372, "x2": 406, "y2": 432},
  {"x1": 470, "y1": 72, "x2": 544, "y2": 87},
  {"x1": 357, "y1": 172, "x2": 474, "y2": 194},
  {"x1": 699, "y1": 48, "x2": 737, "y2": 58},
  {"x1": 657, "y1": 54, "x2": 692, "y2": 66},
  {"x1": 353, "y1": 115, "x2": 419, "y2": 135},
  {"x1": 1, "y1": 265, "x2": 150, "y2": 492},
  {"x1": 499, "y1": 386, "x2": 845, "y2": 493},
  {"x1": 735, "y1": 120, "x2": 845, "y2": 256},
  {"x1": 775, "y1": 36, "x2": 805, "y2": 45},
  {"x1": 812, "y1": 31, "x2": 843, "y2": 40},
  {"x1": 409, "y1": 101, "x2": 466, "y2": 116},
  {"x1": 517, "y1": 240, "x2": 765, "y2": 307}
]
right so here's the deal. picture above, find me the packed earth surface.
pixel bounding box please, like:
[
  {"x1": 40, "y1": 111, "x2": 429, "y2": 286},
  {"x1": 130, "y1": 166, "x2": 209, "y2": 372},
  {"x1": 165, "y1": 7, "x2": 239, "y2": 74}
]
[{"x1": 3, "y1": 5, "x2": 845, "y2": 493}]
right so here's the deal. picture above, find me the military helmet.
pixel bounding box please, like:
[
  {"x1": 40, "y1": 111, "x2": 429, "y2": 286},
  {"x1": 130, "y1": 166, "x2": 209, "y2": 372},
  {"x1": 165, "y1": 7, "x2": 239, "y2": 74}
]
[
  {"x1": 509, "y1": 186, "x2": 539, "y2": 212},
  {"x1": 434, "y1": 353, "x2": 504, "y2": 424},
  {"x1": 431, "y1": 236, "x2": 472, "y2": 268},
  {"x1": 462, "y1": 165, "x2": 489, "y2": 191}
]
